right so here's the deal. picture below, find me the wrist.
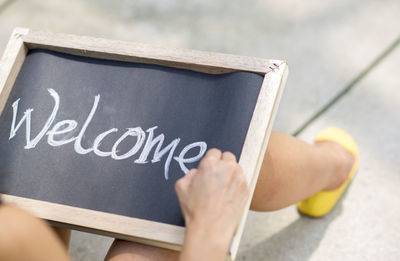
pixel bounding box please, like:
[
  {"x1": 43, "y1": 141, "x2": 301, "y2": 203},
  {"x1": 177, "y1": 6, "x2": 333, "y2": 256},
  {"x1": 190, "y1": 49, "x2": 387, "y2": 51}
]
[
  {"x1": 187, "y1": 216, "x2": 236, "y2": 241},
  {"x1": 187, "y1": 223, "x2": 232, "y2": 248},
  {"x1": 179, "y1": 222, "x2": 232, "y2": 261}
]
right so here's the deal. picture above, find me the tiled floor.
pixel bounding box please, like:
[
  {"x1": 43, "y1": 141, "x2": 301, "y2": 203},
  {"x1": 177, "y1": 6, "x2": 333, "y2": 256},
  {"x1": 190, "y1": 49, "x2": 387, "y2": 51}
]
[{"x1": 1, "y1": 0, "x2": 399, "y2": 260}]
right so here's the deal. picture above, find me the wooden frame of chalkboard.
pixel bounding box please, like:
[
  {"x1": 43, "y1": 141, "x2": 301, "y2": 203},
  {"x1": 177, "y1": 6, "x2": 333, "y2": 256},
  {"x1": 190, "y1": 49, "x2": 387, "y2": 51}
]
[{"x1": 0, "y1": 27, "x2": 288, "y2": 260}]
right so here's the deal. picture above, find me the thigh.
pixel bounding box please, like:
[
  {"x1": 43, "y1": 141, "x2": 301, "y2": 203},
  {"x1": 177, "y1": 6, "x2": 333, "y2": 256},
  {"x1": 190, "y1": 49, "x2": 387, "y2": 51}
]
[
  {"x1": 52, "y1": 226, "x2": 71, "y2": 248},
  {"x1": 105, "y1": 240, "x2": 179, "y2": 261},
  {"x1": 0, "y1": 204, "x2": 71, "y2": 261}
]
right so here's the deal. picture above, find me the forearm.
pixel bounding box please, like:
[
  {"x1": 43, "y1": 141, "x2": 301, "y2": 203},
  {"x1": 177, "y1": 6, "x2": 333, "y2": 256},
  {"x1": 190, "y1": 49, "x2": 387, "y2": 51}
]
[
  {"x1": 175, "y1": 149, "x2": 249, "y2": 261},
  {"x1": 179, "y1": 223, "x2": 232, "y2": 261}
]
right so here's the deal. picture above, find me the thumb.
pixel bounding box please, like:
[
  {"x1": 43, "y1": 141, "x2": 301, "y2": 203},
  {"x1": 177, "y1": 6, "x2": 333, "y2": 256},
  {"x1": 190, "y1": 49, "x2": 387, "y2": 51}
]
[{"x1": 175, "y1": 168, "x2": 197, "y2": 195}]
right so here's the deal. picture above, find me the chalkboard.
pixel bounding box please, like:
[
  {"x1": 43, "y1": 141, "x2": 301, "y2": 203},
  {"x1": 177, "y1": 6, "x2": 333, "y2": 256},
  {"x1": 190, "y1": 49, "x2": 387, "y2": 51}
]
[
  {"x1": 0, "y1": 28, "x2": 288, "y2": 258},
  {"x1": 0, "y1": 49, "x2": 263, "y2": 226}
]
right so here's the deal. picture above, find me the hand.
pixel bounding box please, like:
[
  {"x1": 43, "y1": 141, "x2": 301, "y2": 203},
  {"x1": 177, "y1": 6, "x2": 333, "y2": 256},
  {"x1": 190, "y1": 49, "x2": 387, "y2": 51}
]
[{"x1": 175, "y1": 148, "x2": 249, "y2": 261}]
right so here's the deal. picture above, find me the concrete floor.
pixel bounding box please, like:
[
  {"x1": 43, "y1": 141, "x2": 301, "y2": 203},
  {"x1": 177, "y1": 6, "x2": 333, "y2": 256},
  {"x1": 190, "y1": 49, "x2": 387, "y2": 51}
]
[{"x1": 0, "y1": 0, "x2": 399, "y2": 260}]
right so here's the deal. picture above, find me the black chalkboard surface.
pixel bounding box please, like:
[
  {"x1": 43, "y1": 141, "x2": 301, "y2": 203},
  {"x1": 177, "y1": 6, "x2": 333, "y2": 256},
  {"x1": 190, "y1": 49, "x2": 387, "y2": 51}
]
[{"x1": 0, "y1": 49, "x2": 263, "y2": 226}]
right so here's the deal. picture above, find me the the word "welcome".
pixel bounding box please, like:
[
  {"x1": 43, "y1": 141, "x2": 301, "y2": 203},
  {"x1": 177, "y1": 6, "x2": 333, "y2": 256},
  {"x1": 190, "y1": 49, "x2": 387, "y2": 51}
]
[{"x1": 9, "y1": 89, "x2": 207, "y2": 180}]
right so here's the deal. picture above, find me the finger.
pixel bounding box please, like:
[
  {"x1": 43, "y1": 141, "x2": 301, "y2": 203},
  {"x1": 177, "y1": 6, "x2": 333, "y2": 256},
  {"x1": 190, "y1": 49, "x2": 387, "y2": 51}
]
[
  {"x1": 204, "y1": 148, "x2": 222, "y2": 159},
  {"x1": 212, "y1": 160, "x2": 236, "y2": 187},
  {"x1": 198, "y1": 149, "x2": 222, "y2": 172},
  {"x1": 234, "y1": 163, "x2": 245, "y2": 179},
  {"x1": 182, "y1": 168, "x2": 198, "y2": 186},
  {"x1": 222, "y1": 151, "x2": 236, "y2": 162},
  {"x1": 175, "y1": 169, "x2": 197, "y2": 194},
  {"x1": 233, "y1": 164, "x2": 248, "y2": 188},
  {"x1": 185, "y1": 168, "x2": 197, "y2": 183},
  {"x1": 226, "y1": 164, "x2": 247, "y2": 196}
]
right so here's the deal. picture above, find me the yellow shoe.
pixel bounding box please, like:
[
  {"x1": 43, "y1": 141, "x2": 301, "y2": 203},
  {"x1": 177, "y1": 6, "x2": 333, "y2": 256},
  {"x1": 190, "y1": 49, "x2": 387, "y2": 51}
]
[{"x1": 297, "y1": 127, "x2": 359, "y2": 217}]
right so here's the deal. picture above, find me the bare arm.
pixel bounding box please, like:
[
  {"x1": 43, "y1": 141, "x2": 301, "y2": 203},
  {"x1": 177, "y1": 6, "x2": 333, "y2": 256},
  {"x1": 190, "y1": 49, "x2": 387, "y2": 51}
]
[
  {"x1": 176, "y1": 148, "x2": 250, "y2": 261},
  {"x1": 105, "y1": 148, "x2": 250, "y2": 261}
]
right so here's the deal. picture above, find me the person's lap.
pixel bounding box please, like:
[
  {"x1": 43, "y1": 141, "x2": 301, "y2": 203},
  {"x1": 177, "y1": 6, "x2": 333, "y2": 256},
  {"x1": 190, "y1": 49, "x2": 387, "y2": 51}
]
[{"x1": 105, "y1": 240, "x2": 179, "y2": 261}]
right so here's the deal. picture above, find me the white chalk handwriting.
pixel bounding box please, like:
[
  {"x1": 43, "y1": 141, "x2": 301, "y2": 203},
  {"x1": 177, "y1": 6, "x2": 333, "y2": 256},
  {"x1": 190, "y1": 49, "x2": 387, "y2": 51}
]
[{"x1": 9, "y1": 88, "x2": 207, "y2": 180}]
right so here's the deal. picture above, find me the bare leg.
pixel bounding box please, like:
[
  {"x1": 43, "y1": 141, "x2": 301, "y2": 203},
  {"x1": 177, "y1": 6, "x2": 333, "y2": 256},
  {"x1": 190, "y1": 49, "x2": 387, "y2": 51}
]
[
  {"x1": 251, "y1": 131, "x2": 354, "y2": 211},
  {"x1": 52, "y1": 227, "x2": 71, "y2": 249},
  {"x1": 0, "y1": 205, "x2": 71, "y2": 261},
  {"x1": 105, "y1": 240, "x2": 179, "y2": 261}
]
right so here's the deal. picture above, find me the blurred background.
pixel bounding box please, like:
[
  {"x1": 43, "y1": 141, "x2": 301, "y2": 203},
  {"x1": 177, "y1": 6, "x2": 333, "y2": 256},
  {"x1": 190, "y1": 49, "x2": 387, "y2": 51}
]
[{"x1": 1, "y1": 0, "x2": 399, "y2": 260}]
